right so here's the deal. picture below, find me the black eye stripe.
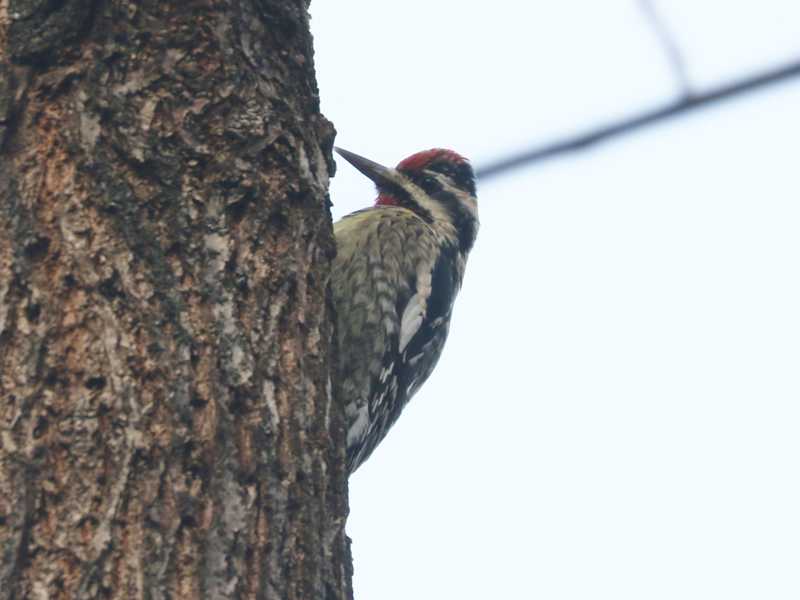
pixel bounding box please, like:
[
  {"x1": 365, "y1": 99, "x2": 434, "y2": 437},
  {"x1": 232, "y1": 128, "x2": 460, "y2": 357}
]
[
  {"x1": 408, "y1": 170, "x2": 475, "y2": 197},
  {"x1": 399, "y1": 159, "x2": 476, "y2": 197},
  {"x1": 425, "y1": 162, "x2": 476, "y2": 196},
  {"x1": 413, "y1": 173, "x2": 444, "y2": 195}
]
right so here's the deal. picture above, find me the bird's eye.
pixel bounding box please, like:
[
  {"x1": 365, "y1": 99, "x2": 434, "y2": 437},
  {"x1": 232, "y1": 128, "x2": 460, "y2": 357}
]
[{"x1": 419, "y1": 174, "x2": 439, "y2": 188}]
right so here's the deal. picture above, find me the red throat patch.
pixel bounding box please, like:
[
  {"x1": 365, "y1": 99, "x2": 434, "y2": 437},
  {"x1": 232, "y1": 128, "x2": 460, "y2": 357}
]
[{"x1": 375, "y1": 193, "x2": 399, "y2": 207}]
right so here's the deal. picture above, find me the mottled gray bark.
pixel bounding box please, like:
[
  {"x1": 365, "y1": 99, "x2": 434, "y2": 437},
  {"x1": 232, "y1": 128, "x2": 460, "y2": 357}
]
[{"x1": 0, "y1": 1, "x2": 352, "y2": 598}]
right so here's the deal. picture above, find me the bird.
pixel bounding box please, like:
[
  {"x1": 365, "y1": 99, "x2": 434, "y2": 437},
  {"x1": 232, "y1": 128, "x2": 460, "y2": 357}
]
[{"x1": 331, "y1": 147, "x2": 479, "y2": 473}]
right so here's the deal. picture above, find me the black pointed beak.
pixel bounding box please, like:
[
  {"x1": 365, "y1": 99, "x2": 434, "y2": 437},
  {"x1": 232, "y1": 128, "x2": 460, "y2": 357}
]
[{"x1": 335, "y1": 147, "x2": 397, "y2": 188}]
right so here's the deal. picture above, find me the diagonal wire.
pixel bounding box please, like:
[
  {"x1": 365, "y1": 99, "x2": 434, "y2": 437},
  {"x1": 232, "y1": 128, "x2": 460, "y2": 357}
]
[{"x1": 475, "y1": 57, "x2": 800, "y2": 181}]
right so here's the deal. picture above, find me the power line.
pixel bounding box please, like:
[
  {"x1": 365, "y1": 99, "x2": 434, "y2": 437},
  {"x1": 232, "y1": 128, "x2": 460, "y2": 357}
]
[{"x1": 476, "y1": 57, "x2": 800, "y2": 181}]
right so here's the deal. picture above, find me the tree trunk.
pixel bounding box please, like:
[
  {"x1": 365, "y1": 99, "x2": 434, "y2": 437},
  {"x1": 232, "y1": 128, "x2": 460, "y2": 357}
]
[{"x1": 0, "y1": 0, "x2": 351, "y2": 598}]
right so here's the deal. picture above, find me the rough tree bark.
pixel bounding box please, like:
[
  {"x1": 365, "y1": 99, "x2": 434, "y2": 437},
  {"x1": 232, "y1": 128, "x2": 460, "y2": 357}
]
[{"x1": 0, "y1": 0, "x2": 352, "y2": 598}]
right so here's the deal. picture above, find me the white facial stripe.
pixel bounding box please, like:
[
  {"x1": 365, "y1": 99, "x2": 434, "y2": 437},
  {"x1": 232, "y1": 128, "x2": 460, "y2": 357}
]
[
  {"x1": 402, "y1": 177, "x2": 452, "y2": 222},
  {"x1": 430, "y1": 172, "x2": 479, "y2": 221}
]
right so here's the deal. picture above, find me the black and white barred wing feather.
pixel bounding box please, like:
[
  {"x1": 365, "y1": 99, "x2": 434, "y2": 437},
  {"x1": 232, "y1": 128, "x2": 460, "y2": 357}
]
[{"x1": 332, "y1": 207, "x2": 459, "y2": 472}]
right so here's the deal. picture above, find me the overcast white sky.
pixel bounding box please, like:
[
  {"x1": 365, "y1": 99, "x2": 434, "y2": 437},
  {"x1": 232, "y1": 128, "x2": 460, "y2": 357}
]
[{"x1": 310, "y1": 2, "x2": 800, "y2": 599}]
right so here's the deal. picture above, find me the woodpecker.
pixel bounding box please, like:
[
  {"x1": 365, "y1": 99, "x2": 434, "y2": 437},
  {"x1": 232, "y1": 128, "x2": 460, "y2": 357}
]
[{"x1": 331, "y1": 147, "x2": 479, "y2": 473}]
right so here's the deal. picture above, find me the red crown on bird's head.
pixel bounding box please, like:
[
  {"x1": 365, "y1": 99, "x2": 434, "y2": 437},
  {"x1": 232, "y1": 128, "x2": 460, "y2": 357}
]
[{"x1": 396, "y1": 148, "x2": 469, "y2": 172}]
